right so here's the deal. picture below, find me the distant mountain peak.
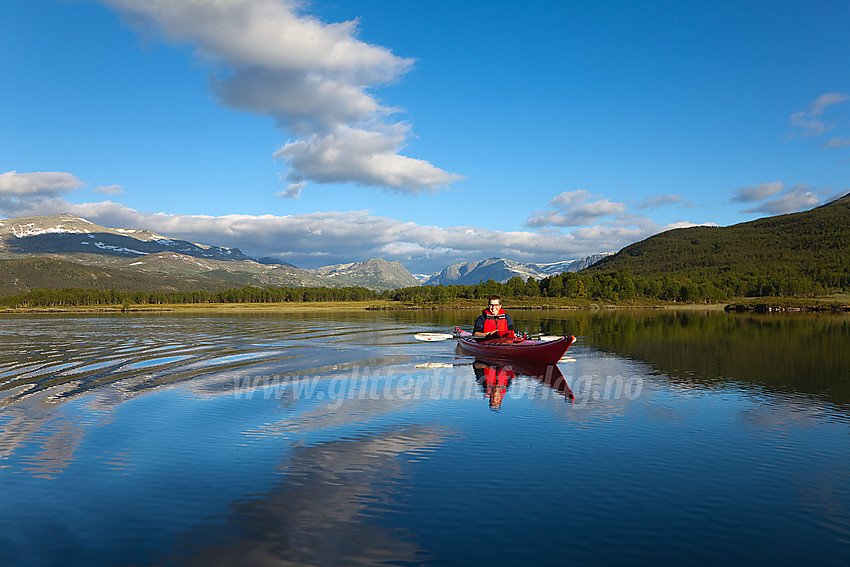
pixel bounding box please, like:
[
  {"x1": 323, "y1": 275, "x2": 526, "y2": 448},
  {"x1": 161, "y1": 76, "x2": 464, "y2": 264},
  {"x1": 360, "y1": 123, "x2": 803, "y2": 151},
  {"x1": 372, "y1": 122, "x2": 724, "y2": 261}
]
[
  {"x1": 0, "y1": 213, "x2": 176, "y2": 244},
  {"x1": 314, "y1": 258, "x2": 419, "y2": 288},
  {"x1": 0, "y1": 213, "x2": 251, "y2": 262},
  {"x1": 0, "y1": 213, "x2": 96, "y2": 238},
  {"x1": 0, "y1": 213, "x2": 420, "y2": 292},
  {"x1": 424, "y1": 254, "x2": 610, "y2": 285}
]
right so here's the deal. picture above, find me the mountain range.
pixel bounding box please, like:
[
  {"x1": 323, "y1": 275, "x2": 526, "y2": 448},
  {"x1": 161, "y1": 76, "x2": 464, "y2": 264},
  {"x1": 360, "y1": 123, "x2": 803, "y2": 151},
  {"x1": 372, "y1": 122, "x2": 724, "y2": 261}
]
[
  {"x1": 0, "y1": 214, "x2": 417, "y2": 294},
  {"x1": 4, "y1": 192, "x2": 847, "y2": 299},
  {"x1": 423, "y1": 255, "x2": 610, "y2": 286},
  {"x1": 0, "y1": 214, "x2": 604, "y2": 295}
]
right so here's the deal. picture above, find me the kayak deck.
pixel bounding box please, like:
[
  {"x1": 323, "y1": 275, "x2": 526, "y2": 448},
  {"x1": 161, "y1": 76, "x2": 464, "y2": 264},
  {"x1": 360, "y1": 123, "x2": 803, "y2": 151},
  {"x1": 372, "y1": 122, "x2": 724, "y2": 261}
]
[{"x1": 454, "y1": 328, "x2": 576, "y2": 364}]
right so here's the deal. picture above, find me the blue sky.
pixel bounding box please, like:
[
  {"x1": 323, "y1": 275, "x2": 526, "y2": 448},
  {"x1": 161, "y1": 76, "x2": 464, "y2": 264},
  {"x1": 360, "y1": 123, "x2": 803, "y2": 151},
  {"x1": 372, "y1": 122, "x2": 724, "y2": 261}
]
[{"x1": 2, "y1": 0, "x2": 849, "y2": 274}]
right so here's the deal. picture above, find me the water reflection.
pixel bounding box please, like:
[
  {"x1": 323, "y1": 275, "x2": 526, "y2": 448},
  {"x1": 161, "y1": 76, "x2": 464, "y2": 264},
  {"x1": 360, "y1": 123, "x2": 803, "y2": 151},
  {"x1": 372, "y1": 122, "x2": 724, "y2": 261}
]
[
  {"x1": 471, "y1": 358, "x2": 573, "y2": 410},
  {"x1": 472, "y1": 360, "x2": 514, "y2": 409},
  {"x1": 168, "y1": 425, "x2": 444, "y2": 566},
  {"x1": 400, "y1": 308, "x2": 850, "y2": 407},
  {"x1": 0, "y1": 313, "x2": 418, "y2": 408},
  {"x1": 1, "y1": 311, "x2": 849, "y2": 566},
  {"x1": 577, "y1": 310, "x2": 850, "y2": 406}
]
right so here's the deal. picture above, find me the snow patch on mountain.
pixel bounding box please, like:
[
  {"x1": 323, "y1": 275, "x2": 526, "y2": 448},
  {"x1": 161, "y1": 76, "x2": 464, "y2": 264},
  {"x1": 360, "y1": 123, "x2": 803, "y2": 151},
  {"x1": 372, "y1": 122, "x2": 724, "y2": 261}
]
[{"x1": 424, "y1": 254, "x2": 611, "y2": 285}]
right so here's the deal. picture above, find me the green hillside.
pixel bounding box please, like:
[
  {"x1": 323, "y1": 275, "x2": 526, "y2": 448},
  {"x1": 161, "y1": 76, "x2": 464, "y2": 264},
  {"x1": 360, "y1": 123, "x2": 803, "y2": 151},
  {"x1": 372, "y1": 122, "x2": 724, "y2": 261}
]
[
  {"x1": 374, "y1": 195, "x2": 850, "y2": 306},
  {"x1": 581, "y1": 193, "x2": 850, "y2": 298},
  {"x1": 0, "y1": 257, "x2": 221, "y2": 295}
]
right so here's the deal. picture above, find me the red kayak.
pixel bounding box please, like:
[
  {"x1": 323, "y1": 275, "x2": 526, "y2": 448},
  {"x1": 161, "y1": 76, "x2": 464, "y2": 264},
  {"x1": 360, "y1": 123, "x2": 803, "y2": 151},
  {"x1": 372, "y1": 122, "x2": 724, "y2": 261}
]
[{"x1": 454, "y1": 328, "x2": 576, "y2": 364}]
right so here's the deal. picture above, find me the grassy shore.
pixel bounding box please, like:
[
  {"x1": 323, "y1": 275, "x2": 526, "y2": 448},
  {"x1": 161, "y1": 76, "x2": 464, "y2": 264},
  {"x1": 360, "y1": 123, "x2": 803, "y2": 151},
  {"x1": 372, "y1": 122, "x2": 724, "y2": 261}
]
[
  {"x1": 725, "y1": 293, "x2": 850, "y2": 312},
  {"x1": 1, "y1": 300, "x2": 396, "y2": 313},
  {"x1": 3, "y1": 294, "x2": 849, "y2": 313}
]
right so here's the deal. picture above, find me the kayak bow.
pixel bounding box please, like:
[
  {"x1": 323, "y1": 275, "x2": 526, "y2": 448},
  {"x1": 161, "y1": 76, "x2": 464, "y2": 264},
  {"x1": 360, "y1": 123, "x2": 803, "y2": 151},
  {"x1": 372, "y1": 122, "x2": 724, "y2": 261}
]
[{"x1": 454, "y1": 328, "x2": 576, "y2": 364}]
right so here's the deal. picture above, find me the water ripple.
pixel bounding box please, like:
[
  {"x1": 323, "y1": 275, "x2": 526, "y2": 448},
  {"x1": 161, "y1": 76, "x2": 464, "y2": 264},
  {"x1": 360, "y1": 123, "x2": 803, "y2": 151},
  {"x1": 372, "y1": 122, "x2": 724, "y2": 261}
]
[{"x1": 0, "y1": 314, "x2": 407, "y2": 408}]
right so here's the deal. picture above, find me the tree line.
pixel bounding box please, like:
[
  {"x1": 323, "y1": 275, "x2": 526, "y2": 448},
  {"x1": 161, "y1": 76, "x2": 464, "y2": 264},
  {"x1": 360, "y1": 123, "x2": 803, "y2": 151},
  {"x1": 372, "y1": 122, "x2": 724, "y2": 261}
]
[
  {"x1": 2, "y1": 266, "x2": 845, "y2": 309},
  {"x1": 386, "y1": 267, "x2": 843, "y2": 304},
  {"x1": 1, "y1": 285, "x2": 379, "y2": 308}
]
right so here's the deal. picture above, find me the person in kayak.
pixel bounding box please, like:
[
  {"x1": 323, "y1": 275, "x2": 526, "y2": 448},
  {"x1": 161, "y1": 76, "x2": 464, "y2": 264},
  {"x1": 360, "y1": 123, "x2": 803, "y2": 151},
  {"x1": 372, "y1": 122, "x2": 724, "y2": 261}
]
[{"x1": 473, "y1": 295, "x2": 515, "y2": 339}]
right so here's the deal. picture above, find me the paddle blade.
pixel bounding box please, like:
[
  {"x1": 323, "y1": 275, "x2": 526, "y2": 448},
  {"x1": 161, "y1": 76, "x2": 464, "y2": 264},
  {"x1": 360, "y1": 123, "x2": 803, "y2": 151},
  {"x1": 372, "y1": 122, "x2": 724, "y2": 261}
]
[{"x1": 414, "y1": 333, "x2": 454, "y2": 341}]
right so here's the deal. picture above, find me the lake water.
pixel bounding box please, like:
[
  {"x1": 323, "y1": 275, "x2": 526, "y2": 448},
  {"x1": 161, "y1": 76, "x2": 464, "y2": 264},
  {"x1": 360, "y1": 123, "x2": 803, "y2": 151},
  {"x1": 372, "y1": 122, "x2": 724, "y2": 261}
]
[{"x1": 1, "y1": 309, "x2": 848, "y2": 566}]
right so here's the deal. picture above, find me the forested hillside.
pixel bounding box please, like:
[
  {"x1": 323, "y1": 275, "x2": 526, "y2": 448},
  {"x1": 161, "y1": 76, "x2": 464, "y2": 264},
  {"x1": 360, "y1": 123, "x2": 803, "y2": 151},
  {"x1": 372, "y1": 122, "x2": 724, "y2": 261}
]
[
  {"x1": 578, "y1": 192, "x2": 850, "y2": 299},
  {"x1": 386, "y1": 194, "x2": 850, "y2": 304}
]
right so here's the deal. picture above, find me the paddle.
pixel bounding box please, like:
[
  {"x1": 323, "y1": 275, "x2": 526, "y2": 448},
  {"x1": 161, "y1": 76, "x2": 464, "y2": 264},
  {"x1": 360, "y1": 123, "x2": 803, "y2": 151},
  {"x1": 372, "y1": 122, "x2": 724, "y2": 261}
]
[
  {"x1": 413, "y1": 332, "x2": 567, "y2": 342},
  {"x1": 414, "y1": 362, "x2": 455, "y2": 368},
  {"x1": 413, "y1": 332, "x2": 454, "y2": 341},
  {"x1": 415, "y1": 329, "x2": 512, "y2": 342}
]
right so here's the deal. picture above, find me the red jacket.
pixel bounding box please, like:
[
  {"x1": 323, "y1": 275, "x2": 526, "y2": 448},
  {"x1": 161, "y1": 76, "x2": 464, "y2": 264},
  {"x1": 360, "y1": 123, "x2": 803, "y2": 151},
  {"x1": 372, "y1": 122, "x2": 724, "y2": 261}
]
[{"x1": 479, "y1": 308, "x2": 511, "y2": 334}]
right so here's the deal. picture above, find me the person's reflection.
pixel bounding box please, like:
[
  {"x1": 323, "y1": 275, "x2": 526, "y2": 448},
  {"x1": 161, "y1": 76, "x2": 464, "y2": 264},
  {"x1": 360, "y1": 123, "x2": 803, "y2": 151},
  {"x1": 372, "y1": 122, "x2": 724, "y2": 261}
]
[
  {"x1": 472, "y1": 358, "x2": 573, "y2": 409},
  {"x1": 473, "y1": 360, "x2": 515, "y2": 409}
]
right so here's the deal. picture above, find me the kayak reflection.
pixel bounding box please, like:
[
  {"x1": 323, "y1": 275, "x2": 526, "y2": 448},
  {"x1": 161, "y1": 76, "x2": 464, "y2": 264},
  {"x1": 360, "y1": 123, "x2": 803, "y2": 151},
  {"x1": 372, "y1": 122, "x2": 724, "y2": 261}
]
[{"x1": 472, "y1": 358, "x2": 573, "y2": 410}]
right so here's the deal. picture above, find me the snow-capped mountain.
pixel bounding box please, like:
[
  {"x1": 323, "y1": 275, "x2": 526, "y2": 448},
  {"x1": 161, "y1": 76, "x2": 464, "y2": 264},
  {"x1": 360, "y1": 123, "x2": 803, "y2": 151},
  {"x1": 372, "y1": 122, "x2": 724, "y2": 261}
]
[
  {"x1": 0, "y1": 214, "x2": 253, "y2": 262},
  {"x1": 0, "y1": 214, "x2": 417, "y2": 291},
  {"x1": 423, "y1": 255, "x2": 610, "y2": 286},
  {"x1": 0, "y1": 214, "x2": 610, "y2": 293}
]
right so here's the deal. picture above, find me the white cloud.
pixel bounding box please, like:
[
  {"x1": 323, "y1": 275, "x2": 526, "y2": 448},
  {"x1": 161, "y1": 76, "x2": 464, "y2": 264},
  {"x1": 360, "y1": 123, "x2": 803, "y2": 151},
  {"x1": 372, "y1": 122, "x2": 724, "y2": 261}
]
[
  {"x1": 733, "y1": 182, "x2": 848, "y2": 215},
  {"x1": 276, "y1": 181, "x2": 305, "y2": 199},
  {"x1": 0, "y1": 171, "x2": 84, "y2": 196},
  {"x1": 100, "y1": 0, "x2": 459, "y2": 195},
  {"x1": 525, "y1": 189, "x2": 626, "y2": 227},
  {"x1": 213, "y1": 67, "x2": 383, "y2": 134},
  {"x1": 104, "y1": 0, "x2": 409, "y2": 79},
  {"x1": 0, "y1": 196, "x2": 654, "y2": 274},
  {"x1": 732, "y1": 181, "x2": 784, "y2": 203},
  {"x1": 742, "y1": 186, "x2": 821, "y2": 215},
  {"x1": 789, "y1": 92, "x2": 849, "y2": 138},
  {"x1": 275, "y1": 124, "x2": 464, "y2": 192}
]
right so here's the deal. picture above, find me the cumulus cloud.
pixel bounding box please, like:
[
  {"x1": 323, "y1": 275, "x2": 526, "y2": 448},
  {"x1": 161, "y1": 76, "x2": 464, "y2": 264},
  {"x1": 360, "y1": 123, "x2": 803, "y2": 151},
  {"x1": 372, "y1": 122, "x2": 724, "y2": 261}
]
[
  {"x1": 275, "y1": 124, "x2": 463, "y2": 192},
  {"x1": 100, "y1": 0, "x2": 460, "y2": 195},
  {"x1": 525, "y1": 190, "x2": 626, "y2": 227},
  {"x1": 213, "y1": 67, "x2": 384, "y2": 134},
  {"x1": 0, "y1": 195, "x2": 672, "y2": 274},
  {"x1": 732, "y1": 181, "x2": 784, "y2": 203},
  {"x1": 0, "y1": 171, "x2": 84, "y2": 197},
  {"x1": 742, "y1": 185, "x2": 822, "y2": 215},
  {"x1": 789, "y1": 93, "x2": 849, "y2": 138},
  {"x1": 734, "y1": 182, "x2": 845, "y2": 215}
]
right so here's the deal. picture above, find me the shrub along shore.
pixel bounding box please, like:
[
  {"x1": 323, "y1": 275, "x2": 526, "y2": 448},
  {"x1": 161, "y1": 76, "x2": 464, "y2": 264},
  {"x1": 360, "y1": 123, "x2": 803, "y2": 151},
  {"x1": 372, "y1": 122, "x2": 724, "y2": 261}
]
[{"x1": 1, "y1": 283, "x2": 848, "y2": 313}]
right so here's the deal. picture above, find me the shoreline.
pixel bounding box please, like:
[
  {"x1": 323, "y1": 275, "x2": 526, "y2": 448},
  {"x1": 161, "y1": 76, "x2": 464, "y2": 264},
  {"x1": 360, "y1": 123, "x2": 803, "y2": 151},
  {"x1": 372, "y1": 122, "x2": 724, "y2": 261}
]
[{"x1": 3, "y1": 299, "x2": 848, "y2": 314}]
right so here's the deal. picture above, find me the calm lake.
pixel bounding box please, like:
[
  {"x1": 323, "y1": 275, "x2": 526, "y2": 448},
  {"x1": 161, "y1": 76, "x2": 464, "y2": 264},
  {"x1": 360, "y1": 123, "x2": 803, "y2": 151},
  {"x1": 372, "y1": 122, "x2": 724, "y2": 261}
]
[{"x1": 1, "y1": 309, "x2": 848, "y2": 566}]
